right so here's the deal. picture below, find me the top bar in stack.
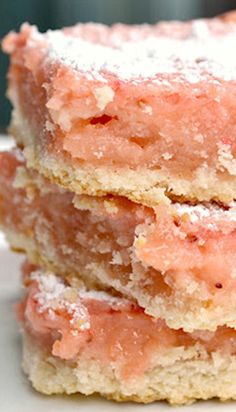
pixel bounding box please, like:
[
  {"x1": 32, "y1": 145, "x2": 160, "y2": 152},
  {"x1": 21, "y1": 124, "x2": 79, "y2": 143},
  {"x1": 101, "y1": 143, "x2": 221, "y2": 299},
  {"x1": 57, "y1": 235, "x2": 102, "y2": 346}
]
[{"x1": 3, "y1": 11, "x2": 236, "y2": 206}]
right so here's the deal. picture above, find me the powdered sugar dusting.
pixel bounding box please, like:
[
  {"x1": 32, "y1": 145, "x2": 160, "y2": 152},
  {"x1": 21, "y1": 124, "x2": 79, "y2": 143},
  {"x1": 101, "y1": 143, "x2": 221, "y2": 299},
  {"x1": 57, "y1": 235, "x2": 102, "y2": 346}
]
[
  {"x1": 174, "y1": 202, "x2": 236, "y2": 223},
  {"x1": 190, "y1": 20, "x2": 210, "y2": 39},
  {"x1": 32, "y1": 270, "x2": 130, "y2": 323},
  {"x1": 32, "y1": 271, "x2": 90, "y2": 329},
  {"x1": 45, "y1": 19, "x2": 236, "y2": 83},
  {"x1": 78, "y1": 288, "x2": 130, "y2": 307}
]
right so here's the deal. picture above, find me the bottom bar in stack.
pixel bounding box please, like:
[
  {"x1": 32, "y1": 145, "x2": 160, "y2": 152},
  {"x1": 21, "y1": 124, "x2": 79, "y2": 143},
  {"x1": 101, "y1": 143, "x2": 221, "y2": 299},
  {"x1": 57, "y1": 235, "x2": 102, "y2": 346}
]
[{"x1": 19, "y1": 262, "x2": 236, "y2": 405}]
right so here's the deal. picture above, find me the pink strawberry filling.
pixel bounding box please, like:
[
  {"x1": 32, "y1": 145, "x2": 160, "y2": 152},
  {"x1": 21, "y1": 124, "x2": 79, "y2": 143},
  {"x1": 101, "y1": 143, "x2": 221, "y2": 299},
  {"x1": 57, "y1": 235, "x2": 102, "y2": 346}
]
[
  {"x1": 20, "y1": 262, "x2": 171, "y2": 378},
  {"x1": 1, "y1": 150, "x2": 236, "y2": 309},
  {"x1": 135, "y1": 203, "x2": 236, "y2": 299},
  {"x1": 3, "y1": 17, "x2": 236, "y2": 181},
  {"x1": 19, "y1": 263, "x2": 236, "y2": 379}
]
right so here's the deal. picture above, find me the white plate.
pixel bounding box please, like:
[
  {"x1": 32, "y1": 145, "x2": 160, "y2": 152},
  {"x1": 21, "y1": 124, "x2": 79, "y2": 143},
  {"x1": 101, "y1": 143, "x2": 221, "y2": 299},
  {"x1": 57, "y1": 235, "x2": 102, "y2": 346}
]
[{"x1": 0, "y1": 136, "x2": 235, "y2": 411}]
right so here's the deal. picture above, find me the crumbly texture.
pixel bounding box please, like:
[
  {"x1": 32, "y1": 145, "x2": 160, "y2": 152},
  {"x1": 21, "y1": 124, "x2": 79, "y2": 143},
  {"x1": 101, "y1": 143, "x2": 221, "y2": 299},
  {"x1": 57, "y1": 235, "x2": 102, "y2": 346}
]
[
  {"x1": 10, "y1": 111, "x2": 169, "y2": 206},
  {"x1": 2, "y1": 149, "x2": 236, "y2": 332},
  {"x1": 23, "y1": 332, "x2": 236, "y2": 405},
  {"x1": 5, "y1": 13, "x2": 236, "y2": 206},
  {"x1": 4, "y1": 228, "x2": 236, "y2": 332},
  {"x1": 10, "y1": 109, "x2": 236, "y2": 206}
]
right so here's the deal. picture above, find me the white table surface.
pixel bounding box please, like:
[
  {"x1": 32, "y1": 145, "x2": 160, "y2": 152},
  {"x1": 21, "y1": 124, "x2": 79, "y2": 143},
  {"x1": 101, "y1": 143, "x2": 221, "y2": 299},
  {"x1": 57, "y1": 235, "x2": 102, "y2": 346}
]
[{"x1": 0, "y1": 135, "x2": 235, "y2": 411}]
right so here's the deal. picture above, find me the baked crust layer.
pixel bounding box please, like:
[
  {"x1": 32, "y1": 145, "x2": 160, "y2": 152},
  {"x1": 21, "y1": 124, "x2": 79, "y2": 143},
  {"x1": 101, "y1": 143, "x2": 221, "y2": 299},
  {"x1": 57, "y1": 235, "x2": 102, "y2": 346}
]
[
  {"x1": 10, "y1": 105, "x2": 236, "y2": 207},
  {"x1": 20, "y1": 268, "x2": 236, "y2": 406},
  {"x1": 23, "y1": 332, "x2": 236, "y2": 405}
]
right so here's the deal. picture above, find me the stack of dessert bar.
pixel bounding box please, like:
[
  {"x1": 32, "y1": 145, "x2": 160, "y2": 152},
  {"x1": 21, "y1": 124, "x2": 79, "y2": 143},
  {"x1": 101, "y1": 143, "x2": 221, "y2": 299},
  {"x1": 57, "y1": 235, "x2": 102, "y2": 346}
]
[{"x1": 2, "y1": 11, "x2": 236, "y2": 405}]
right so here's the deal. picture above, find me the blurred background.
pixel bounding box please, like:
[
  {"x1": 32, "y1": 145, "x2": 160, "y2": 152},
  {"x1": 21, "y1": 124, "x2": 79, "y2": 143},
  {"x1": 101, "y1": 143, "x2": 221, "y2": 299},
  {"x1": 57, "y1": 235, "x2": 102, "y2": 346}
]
[{"x1": 1, "y1": 0, "x2": 236, "y2": 132}]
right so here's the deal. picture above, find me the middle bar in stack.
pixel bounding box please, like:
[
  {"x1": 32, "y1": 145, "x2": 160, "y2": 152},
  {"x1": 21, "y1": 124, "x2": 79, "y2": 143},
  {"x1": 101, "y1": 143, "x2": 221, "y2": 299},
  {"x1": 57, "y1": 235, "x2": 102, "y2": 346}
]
[{"x1": 1, "y1": 150, "x2": 236, "y2": 331}]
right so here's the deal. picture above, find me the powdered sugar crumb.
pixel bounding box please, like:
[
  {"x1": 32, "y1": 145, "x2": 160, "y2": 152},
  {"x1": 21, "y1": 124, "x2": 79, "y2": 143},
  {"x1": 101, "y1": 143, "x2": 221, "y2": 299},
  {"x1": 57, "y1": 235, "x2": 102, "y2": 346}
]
[
  {"x1": 93, "y1": 85, "x2": 114, "y2": 110},
  {"x1": 32, "y1": 271, "x2": 90, "y2": 329},
  {"x1": 31, "y1": 270, "x2": 130, "y2": 322},
  {"x1": 44, "y1": 19, "x2": 236, "y2": 83},
  {"x1": 162, "y1": 152, "x2": 173, "y2": 161},
  {"x1": 194, "y1": 134, "x2": 204, "y2": 144},
  {"x1": 190, "y1": 21, "x2": 210, "y2": 39},
  {"x1": 174, "y1": 202, "x2": 236, "y2": 223},
  {"x1": 217, "y1": 142, "x2": 236, "y2": 175}
]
